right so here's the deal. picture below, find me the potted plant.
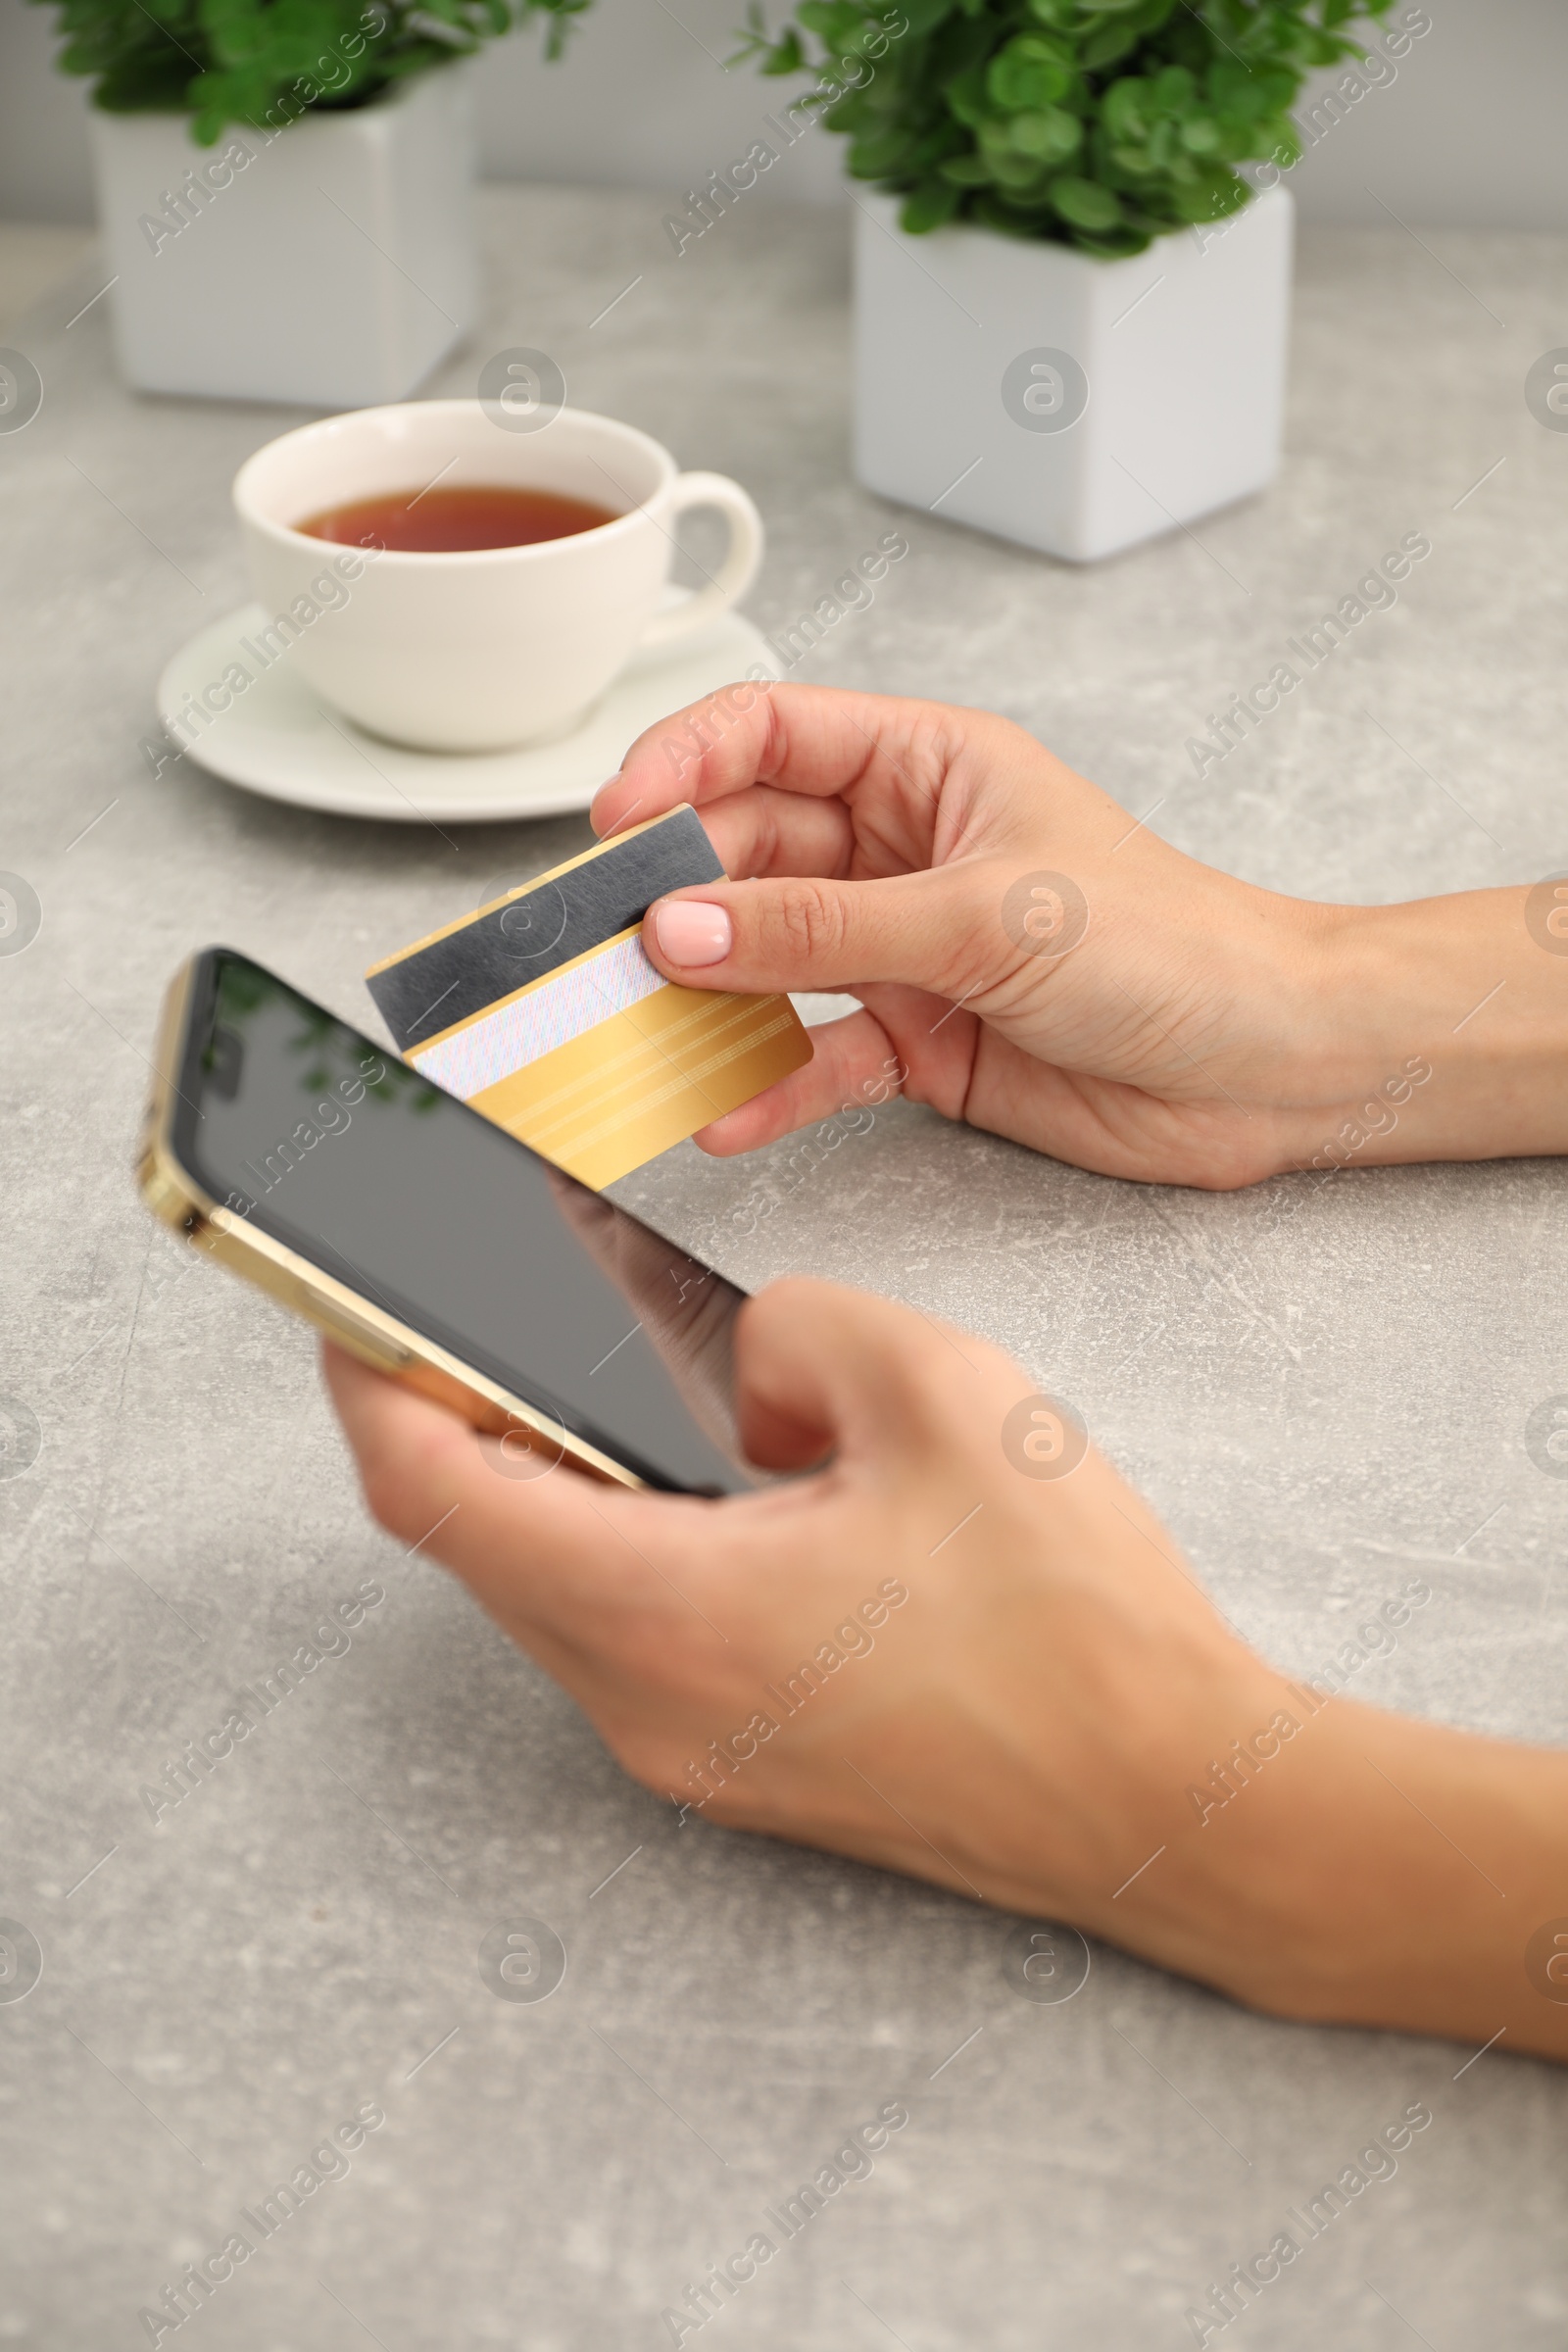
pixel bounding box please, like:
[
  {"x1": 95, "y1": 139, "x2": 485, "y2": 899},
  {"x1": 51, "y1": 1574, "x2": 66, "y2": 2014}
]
[
  {"x1": 33, "y1": 0, "x2": 590, "y2": 407},
  {"x1": 739, "y1": 0, "x2": 1398, "y2": 562}
]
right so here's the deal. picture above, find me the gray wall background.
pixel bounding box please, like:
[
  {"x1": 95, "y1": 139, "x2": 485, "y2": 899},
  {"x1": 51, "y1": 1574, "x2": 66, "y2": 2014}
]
[{"x1": 0, "y1": 0, "x2": 1563, "y2": 228}]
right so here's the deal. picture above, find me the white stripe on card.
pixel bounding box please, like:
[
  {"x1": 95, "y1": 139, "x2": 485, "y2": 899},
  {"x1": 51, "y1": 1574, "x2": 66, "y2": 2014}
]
[{"x1": 411, "y1": 931, "x2": 664, "y2": 1101}]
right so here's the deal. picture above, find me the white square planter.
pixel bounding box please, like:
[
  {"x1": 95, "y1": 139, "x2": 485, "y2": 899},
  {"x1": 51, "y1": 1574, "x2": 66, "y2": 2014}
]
[
  {"x1": 854, "y1": 184, "x2": 1293, "y2": 564},
  {"x1": 88, "y1": 67, "x2": 477, "y2": 409}
]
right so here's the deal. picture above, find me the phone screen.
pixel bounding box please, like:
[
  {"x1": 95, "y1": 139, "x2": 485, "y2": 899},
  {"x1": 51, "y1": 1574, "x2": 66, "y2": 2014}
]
[{"x1": 172, "y1": 950, "x2": 753, "y2": 1494}]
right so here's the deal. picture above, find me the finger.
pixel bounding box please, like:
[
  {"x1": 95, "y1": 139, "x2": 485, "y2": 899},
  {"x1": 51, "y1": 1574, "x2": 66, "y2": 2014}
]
[
  {"x1": 319, "y1": 1344, "x2": 733, "y2": 1662},
  {"x1": 691, "y1": 1006, "x2": 902, "y2": 1156},
  {"x1": 643, "y1": 863, "x2": 992, "y2": 1004},
  {"x1": 694, "y1": 782, "x2": 857, "y2": 882},
  {"x1": 733, "y1": 1280, "x2": 1008, "y2": 1472},
  {"x1": 593, "y1": 680, "x2": 983, "y2": 864}
]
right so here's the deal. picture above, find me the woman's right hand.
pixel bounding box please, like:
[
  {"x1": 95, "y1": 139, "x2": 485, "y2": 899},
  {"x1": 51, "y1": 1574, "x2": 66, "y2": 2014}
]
[
  {"x1": 591, "y1": 682, "x2": 1568, "y2": 1189},
  {"x1": 324, "y1": 1281, "x2": 1568, "y2": 2063}
]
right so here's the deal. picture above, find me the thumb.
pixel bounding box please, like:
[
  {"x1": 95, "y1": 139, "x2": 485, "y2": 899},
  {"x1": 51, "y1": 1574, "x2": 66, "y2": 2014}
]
[
  {"x1": 643, "y1": 867, "x2": 982, "y2": 1001},
  {"x1": 734, "y1": 1278, "x2": 1004, "y2": 1471}
]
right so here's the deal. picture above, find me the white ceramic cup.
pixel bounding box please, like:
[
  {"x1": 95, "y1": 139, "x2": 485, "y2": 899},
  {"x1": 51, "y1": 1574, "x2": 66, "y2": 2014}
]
[{"x1": 232, "y1": 400, "x2": 764, "y2": 753}]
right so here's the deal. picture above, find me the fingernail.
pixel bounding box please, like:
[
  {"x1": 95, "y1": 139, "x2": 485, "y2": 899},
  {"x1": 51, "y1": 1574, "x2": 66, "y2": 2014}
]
[
  {"x1": 589, "y1": 773, "x2": 622, "y2": 823},
  {"x1": 655, "y1": 899, "x2": 732, "y2": 967}
]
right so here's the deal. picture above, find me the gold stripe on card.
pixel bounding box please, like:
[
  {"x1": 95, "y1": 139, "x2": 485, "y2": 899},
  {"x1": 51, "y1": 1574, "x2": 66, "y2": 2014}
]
[
  {"x1": 564, "y1": 1011, "x2": 798, "y2": 1157},
  {"x1": 475, "y1": 995, "x2": 785, "y2": 1158},
  {"x1": 525, "y1": 994, "x2": 774, "y2": 1147},
  {"x1": 469, "y1": 984, "x2": 813, "y2": 1191},
  {"x1": 506, "y1": 990, "x2": 750, "y2": 1129}
]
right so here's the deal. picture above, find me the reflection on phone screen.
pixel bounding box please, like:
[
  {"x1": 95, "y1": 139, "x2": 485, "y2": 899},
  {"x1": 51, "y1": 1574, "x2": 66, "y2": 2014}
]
[{"x1": 174, "y1": 953, "x2": 754, "y2": 1494}]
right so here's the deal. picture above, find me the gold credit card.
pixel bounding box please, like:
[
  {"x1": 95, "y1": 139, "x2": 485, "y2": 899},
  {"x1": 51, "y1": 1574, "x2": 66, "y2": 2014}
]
[{"x1": 366, "y1": 810, "x2": 812, "y2": 1190}]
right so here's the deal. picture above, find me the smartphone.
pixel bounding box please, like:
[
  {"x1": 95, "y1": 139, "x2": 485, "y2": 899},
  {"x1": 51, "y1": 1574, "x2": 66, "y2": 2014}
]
[{"x1": 137, "y1": 948, "x2": 756, "y2": 1494}]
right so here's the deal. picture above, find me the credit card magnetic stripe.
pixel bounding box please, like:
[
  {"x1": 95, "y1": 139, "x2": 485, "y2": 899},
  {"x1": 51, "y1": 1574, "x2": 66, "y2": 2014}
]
[{"x1": 366, "y1": 806, "x2": 724, "y2": 1050}]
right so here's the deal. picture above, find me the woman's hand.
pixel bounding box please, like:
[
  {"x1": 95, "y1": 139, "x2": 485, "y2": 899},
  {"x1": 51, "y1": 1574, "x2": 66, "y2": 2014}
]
[
  {"x1": 593, "y1": 682, "x2": 1568, "y2": 1188},
  {"x1": 323, "y1": 1289, "x2": 1568, "y2": 2060}
]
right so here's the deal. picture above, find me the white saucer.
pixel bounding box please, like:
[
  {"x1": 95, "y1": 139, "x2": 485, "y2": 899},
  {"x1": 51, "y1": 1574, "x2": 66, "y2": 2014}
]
[{"x1": 155, "y1": 593, "x2": 781, "y2": 824}]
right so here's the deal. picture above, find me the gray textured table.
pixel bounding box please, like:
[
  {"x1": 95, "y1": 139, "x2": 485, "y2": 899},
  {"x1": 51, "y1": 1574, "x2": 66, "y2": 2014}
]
[{"x1": 2, "y1": 186, "x2": 1566, "y2": 2351}]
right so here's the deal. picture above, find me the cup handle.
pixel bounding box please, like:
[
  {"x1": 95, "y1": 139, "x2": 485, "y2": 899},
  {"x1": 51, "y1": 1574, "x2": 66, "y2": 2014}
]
[{"x1": 638, "y1": 471, "x2": 764, "y2": 649}]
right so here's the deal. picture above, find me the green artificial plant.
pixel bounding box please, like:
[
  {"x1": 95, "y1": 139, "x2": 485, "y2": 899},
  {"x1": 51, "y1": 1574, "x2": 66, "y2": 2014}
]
[
  {"x1": 31, "y1": 0, "x2": 590, "y2": 144},
  {"x1": 736, "y1": 0, "x2": 1396, "y2": 255}
]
